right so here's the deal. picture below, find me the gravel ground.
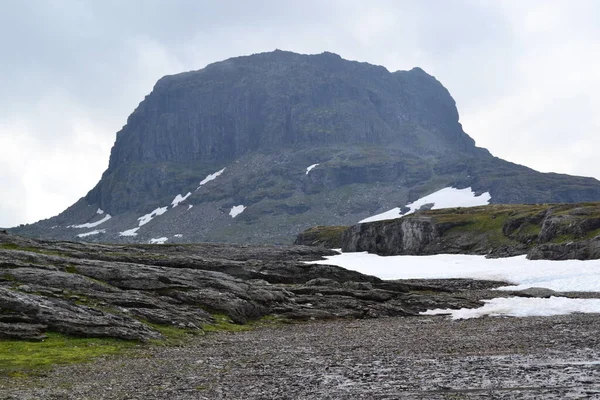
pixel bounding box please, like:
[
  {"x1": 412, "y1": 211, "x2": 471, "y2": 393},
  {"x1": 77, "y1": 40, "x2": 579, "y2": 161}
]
[{"x1": 2, "y1": 313, "x2": 600, "y2": 399}]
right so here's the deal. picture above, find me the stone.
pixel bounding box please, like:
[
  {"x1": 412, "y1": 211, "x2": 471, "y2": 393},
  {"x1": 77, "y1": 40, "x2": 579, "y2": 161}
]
[{"x1": 0, "y1": 232, "x2": 483, "y2": 340}]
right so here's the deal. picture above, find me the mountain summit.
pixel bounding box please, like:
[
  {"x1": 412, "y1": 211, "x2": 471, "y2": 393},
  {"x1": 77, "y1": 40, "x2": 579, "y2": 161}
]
[{"x1": 12, "y1": 51, "x2": 600, "y2": 244}]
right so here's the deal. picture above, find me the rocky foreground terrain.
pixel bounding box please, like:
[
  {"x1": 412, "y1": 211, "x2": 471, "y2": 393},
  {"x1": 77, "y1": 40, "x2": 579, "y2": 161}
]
[
  {"x1": 3, "y1": 314, "x2": 600, "y2": 399},
  {"x1": 0, "y1": 230, "x2": 487, "y2": 341},
  {"x1": 3, "y1": 229, "x2": 600, "y2": 398}
]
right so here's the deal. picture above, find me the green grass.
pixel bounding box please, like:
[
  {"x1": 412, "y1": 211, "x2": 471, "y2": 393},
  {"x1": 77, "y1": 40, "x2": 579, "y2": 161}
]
[
  {"x1": 64, "y1": 265, "x2": 78, "y2": 274},
  {"x1": 585, "y1": 228, "x2": 600, "y2": 240},
  {"x1": 297, "y1": 225, "x2": 348, "y2": 247},
  {"x1": 0, "y1": 243, "x2": 66, "y2": 257},
  {"x1": 202, "y1": 314, "x2": 291, "y2": 334},
  {"x1": 0, "y1": 332, "x2": 137, "y2": 377}
]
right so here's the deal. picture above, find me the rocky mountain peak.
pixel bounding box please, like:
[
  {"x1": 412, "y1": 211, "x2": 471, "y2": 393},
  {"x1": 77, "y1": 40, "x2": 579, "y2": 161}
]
[{"x1": 11, "y1": 51, "x2": 600, "y2": 244}]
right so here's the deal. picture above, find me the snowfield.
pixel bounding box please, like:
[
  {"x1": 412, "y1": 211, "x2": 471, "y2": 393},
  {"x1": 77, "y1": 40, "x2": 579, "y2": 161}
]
[
  {"x1": 76, "y1": 229, "x2": 105, "y2": 238},
  {"x1": 149, "y1": 237, "x2": 168, "y2": 244},
  {"x1": 306, "y1": 163, "x2": 319, "y2": 174},
  {"x1": 229, "y1": 205, "x2": 246, "y2": 218},
  {"x1": 138, "y1": 207, "x2": 168, "y2": 227},
  {"x1": 422, "y1": 296, "x2": 600, "y2": 320},
  {"x1": 312, "y1": 252, "x2": 600, "y2": 318},
  {"x1": 119, "y1": 227, "x2": 140, "y2": 237},
  {"x1": 360, "y1": 187, "x2": 491, "y2": 223},
  {"x1": 69, "y1": 214, "x2": 112, "y2": 229},
  {"x1": 198, "y1": 167, "x2": 226, "y2": 188},
  {"x1": 171, "y1": 192, "x2": 191, "y2": 207}
]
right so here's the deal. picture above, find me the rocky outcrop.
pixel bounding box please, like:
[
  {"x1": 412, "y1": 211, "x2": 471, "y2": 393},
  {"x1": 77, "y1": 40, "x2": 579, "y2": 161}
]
[
  {"x1": 528, "y1": 237, "x2": 600, "y2": 260},
  {"x1": 294, "y1": 225, "x2": 348, "y2": 248},
  {"x1": 339, "y1": 203, "x2": 600, "y2": 260},
  {"x1": 11, "y1": 51, "x2": 600, "y2": 245},
  {"x1": 0, "y1": 231, "x2": 482, "y2": 341}
]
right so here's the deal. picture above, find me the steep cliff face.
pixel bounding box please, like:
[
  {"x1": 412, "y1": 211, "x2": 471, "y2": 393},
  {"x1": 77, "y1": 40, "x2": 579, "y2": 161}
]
[
  {"x1": 11, "y1": 51, "x2": 600, "y2": 244},
  {"x1": 107, "y1": 51, "x2": 478, "y2": 168},
  {"x1": 340, "y1": 203, "x2": 600, "y2": 260}
]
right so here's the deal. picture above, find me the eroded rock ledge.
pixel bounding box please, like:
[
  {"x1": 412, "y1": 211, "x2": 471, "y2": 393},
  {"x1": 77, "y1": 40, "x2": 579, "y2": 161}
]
[
  {"x1": 0, "y1": 231, "x2": 480, "y2": 341},
  {"x1": 335, "y1": 203, "x2": 600, "y2": 259}
]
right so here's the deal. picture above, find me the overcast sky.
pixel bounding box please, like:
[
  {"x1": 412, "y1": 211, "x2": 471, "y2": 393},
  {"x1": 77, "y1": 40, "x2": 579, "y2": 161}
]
[{"x1": 1, "y1": 0, "x2": 599, "y2": 228}]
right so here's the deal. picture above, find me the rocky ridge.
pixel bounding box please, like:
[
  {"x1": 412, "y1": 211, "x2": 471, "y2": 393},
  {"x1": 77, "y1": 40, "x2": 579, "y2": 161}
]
[
  {"x1": 335, "y1": 202, "x2": 600, "y2": 259},
  {"x1": 0, "y1": 231, "x2": 484, "y2": 341},
  {"x1": 10, "y1": 50, "x2": 600, "y2": 244}
]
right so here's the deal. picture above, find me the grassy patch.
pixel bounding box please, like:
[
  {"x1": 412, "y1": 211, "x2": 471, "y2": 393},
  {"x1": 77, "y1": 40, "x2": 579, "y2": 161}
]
[
  {"x1": 0, "y1": 243, "x2": 66, "y2": 257},
  {"x1": 64, "y1": 265, "x2": 78, "y2": 274},
  {"x1": 585, "y1": 228, "x2": 600, "y2": 240},
  {"x1": 201, "y1": 314, "x2": 255, "y2": 334},
  {"x1": 147, "y1": 323, "x2": 203, "y2": 346},
  {"x1": 0, "y1": 332, "x2": 137, "y2": 377},
  {"x1": 202, "y1": 314, "x2": 290, "y2": 334},
  {"x1": 296, "y1": 225, "x2": 348, "y2": 247},
  {"x1": 0, "y1": 243, "x2": 20, "y2": 251}
]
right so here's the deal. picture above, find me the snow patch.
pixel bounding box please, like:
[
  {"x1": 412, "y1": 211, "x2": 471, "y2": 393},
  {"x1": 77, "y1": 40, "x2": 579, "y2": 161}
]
[
  {"x1": 229, "y1": 205, "x2": 246, "y2": 218},
  {"x1": 138, "y1": 207, "x2": 168, "y2": 227},
  {"x1": 119, "y1": 206, "x2": 168, "y2": 237},
  {"x1": 360, "y1": 187, "x2": 491, "y2": 223},
  {"x1": 119, "y1": 227, "x2": 140, "y2": 237},
  {"x1": 198, "y1": 167, "x2": 226, "y2": 188},
  {"x1": 311, "y1": 253, "x2": 600, "y2": 292},
  {"x1": 171, "y1": 192, "x2": 191, "y2": 208},
  {"x1": 306, "y1": 163, "x2": 319, "y2": 174},
  {"x1": 149, "y1": 237, "x2": 168, "y2": 245},
  {"x1": 76, "y1": 229, "x2": 105, "y2": 238},
  {"x1": 311, "y1": 252, "x2": 600, "y2": 317},
  {"x1": 96, "y1": 208, "x2": 104, "y2": 215},
  {"x1": 69, "y1": 214, "x2": 112, "y2": 229},
  {"x1": 173, "y1": 234, "x2": 183, "y2": 238},
  {"x1": 421, "y1": 297, "x2": 600, "y2": 319},
  {"x1": 187, "y1": 205, "x2": 193, "y2": 210}
]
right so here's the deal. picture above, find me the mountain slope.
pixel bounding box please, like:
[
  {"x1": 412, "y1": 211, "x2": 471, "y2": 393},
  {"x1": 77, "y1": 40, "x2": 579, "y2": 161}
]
[{"x1": 11, "y1": 50, "x2": 600, "y2": 244}]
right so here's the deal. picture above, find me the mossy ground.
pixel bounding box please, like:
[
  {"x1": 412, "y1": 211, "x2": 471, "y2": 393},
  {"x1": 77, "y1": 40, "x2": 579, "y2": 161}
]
[
  {"x1": 0, "y1": 333, "x2": 138, "y2": 378},
  {"x1": 0, "y1": 315, "x2": 290, "y2": 378},
  {"x1": 420, "y1": 203, "x2": 600, "y2": 250}
]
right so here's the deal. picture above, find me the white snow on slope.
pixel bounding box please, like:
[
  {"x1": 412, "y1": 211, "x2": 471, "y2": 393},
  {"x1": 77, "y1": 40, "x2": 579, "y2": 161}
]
[
  {"x1": 69, "y1": 214, "x2": 112, "y2": 229},
  {"x1": 311, "y1": 252, "x2": 600, "y2": 318},
  {"x1": 360, "y1": 187, "x2": 491, "y2": 223},
  {"x1": 188, "y1": 205, "x2": 193, "y2": 210},
  {"x1": 149, "y1": 237, "x2": 168, "y2": 244},
  {"x1": 173, "y1": 234, "x2": 183, "y2": 238},
  {"x1": 312, "y1": 253, "x2": 600, "y2": 292},
  {"x1": 306, "y1": 163, "x2": 319, "y2": 174},
  {"x1": 76, "y1": 229, "x2": 105, "y2": 238},
  {"x1": 119, "y1": 227, "x2": 140, "y2": 237},
  {"x1": 120, "y1": 206, "x2": 169, "y2": 236},
  {"x1": 229, "y1": 205, "x2": 246, "y2": 218},
  {"x1": 171, "y1": 192, "x2": 191, "y2": 208},
  {"x1": 422, "y1": 297, "x2": 600, "y2": 320},
  {"x1": 198, "y1": 167, "x2": 226, "y2": 188},
  {"x1": 96, "y1": 208, "x2": 104, "y2": 215},
  {"x1": 138, "y1": 207, "x2": 168, "y2": 227}
]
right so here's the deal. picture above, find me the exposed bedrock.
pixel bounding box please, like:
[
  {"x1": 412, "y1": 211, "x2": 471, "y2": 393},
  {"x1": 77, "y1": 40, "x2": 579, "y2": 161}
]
[
  {"x1": 339, "y1": 203, "x2": 600, "y2": 260},
  {"x1": 0, "y1": 232, "x2": 481, "y2": 341}
]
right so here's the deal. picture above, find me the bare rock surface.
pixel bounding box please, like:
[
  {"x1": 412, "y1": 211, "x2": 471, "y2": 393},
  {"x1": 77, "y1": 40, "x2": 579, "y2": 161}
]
[
  {"x1": 2, "y1": 314, "x2": 600, "y2": 399},
  {"x1": 0, "y1": 232, "x2": 483, "y2": 340}
]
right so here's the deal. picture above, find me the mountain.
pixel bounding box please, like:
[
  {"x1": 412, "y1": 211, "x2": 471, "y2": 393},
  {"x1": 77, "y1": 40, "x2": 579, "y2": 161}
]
[{"x1": 11, "y1": 50, "x2": 600, "y2": 244}]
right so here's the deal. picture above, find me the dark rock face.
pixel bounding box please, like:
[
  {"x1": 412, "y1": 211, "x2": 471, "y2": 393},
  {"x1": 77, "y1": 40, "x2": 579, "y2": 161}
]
[
  {"x1": 0, "y1": 232, "x2": 482, "y2": 340},
  {"x1": 11, "y1": 51, "x2": 600, "y2": 244},
  {"x1": 340, "y1": 203, "x2": 600, "y2": 260},
  {"x1": 528, "y1": 237, "x2": 600, "y2": 260}
]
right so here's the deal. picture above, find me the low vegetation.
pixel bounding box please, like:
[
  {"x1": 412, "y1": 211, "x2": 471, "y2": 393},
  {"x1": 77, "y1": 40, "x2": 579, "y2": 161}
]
[{"x1": 0, "y1": 333, "x2": 137, "y2": 377}]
